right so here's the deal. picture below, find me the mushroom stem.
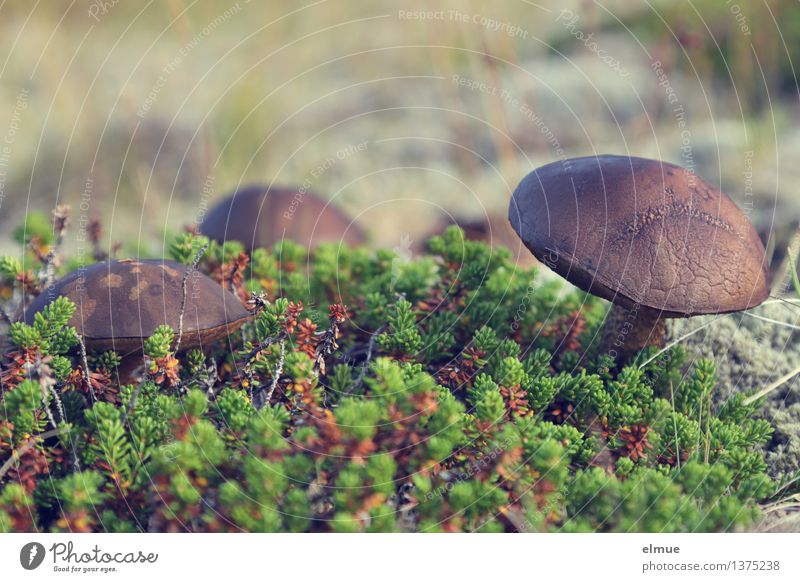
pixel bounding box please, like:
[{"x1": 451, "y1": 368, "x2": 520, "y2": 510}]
[{"x1": 598, "y1": 304, "x2": 665, "y2": 366}]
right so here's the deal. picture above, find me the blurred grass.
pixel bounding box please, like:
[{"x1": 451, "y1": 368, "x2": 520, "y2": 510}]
[{"x1": 0, "y1": 0, "x2": 797, "y2": 258}]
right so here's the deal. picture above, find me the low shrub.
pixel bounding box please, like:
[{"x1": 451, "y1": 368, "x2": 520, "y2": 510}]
[{"x1": 0, "y1": 218, "x2": 777, "y2": 531}]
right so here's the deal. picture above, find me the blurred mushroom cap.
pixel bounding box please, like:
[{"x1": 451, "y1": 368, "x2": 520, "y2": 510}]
[
  {"x1": 448, "y1": 213, "x2": 538, "y2": 268},
  {"x1": 200, "y1": 184, "x2": 366, "y2": 251},
  {"x1": 509, "y1": 155, "x2": 770, "y2": 316},
  {"x1": 24, "y1": 259, "x2": 249, "y2": 353}
]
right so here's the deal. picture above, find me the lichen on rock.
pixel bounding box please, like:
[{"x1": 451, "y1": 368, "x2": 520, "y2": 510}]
[{"x1": 668, "y1": 300, "x2": 800, "y2": 481}]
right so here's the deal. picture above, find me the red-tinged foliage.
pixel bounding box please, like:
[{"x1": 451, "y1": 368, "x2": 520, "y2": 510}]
[
  {"x1": 439, "y1": 347, "x2": 485, "y2": 391},
  {"x1": 617, "y1": 424, "x2": 650, "y2": 462},
  {"x1": 66, "y1": 367, "x2": 119, "y2": 404}
]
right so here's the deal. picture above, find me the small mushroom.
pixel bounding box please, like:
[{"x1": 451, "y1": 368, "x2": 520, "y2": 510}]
[
  {"x1": 23, "y1": 259, "x2": 249, "y2": 381},
  {"x1": 432, "y1": 213, "x2": 539, "y2": 268},
  {"x1": 509, "y1": 155, "x2": 770, "y2": 364},
  {"x1": 200, "y1": 184, "x2": 366, "y2": 251}
]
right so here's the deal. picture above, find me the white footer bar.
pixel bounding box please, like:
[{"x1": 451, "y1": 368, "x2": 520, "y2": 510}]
[{"x1": 2, "y1": 533, "x2": 799, "y2": 581}]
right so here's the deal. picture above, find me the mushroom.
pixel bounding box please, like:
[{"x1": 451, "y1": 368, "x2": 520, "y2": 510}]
[
  {"x1": 431, "y1": 212, "x2": 539, "y2": 268},
  {"x1": 200, "y1": 184, "x2": 366, "y2": 251},
  {"x1": 23, "y1": 259, "x2": 249, "y2": 382},
  {"x1": 508, "y1": 155, "x2": 770, "y2": 364}
]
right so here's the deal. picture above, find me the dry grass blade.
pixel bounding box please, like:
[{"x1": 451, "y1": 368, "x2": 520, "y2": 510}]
[
  {"x1": 262, "y1": 340, "x2": 286, "y2": 409},
  {"x1": 637, "y1": 315, "x2": 725, "y2": 369},
  {"x1": 0, "y1": 428, "x2": 64, "y2": 481},
  {"x1": 789, "y1": 247, "x2": 800, "y2": 298},
  {"x1": 743, "y1": 311, "x2": 800, "y2": 330},
  {"x1": 744, "y1": 363, "x2": 800, "y2": 405},
  {"x1": 175, "y1": 242, "x2": 210, "y2": 353}
]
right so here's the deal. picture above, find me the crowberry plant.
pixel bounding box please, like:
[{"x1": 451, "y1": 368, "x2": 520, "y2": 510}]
[{"x1": 0, "y1": 214, "x2": 779, "y2": 532}]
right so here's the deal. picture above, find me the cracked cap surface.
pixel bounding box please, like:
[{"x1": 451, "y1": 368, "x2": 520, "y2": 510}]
[
  {"x1": 23, "y1": 259, "x2": 250, "y2": 353},
  {"x1": 508, "y1": 155, "x2": 770, "y2": 316}
]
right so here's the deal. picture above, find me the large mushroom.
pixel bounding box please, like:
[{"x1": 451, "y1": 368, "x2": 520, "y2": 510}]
[
  {"x1": 24, "y1": 259, "x2": 249, "y2": 370},
  {"x1": 200, "y1": 184, "x2": 366, "y2": 251},
  {"x1": 508, "y1": 155, "x2": 770, "y2": 364}
]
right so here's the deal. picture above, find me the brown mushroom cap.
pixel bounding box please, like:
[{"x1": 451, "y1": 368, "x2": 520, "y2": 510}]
[
  {"x1": 200, "y1": 184, "x2": 366, "y2": 251},
  {"x1": 23, "y1": 259, "x2": 249, "y2": 353},
  {"x1": 509, "y1": 155, "x2": 770, "y2": 316}
]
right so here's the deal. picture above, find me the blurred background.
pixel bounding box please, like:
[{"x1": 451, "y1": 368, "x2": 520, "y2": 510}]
[{"x1": 0, "y1": 0, "x2": 798, "y2": 274}]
